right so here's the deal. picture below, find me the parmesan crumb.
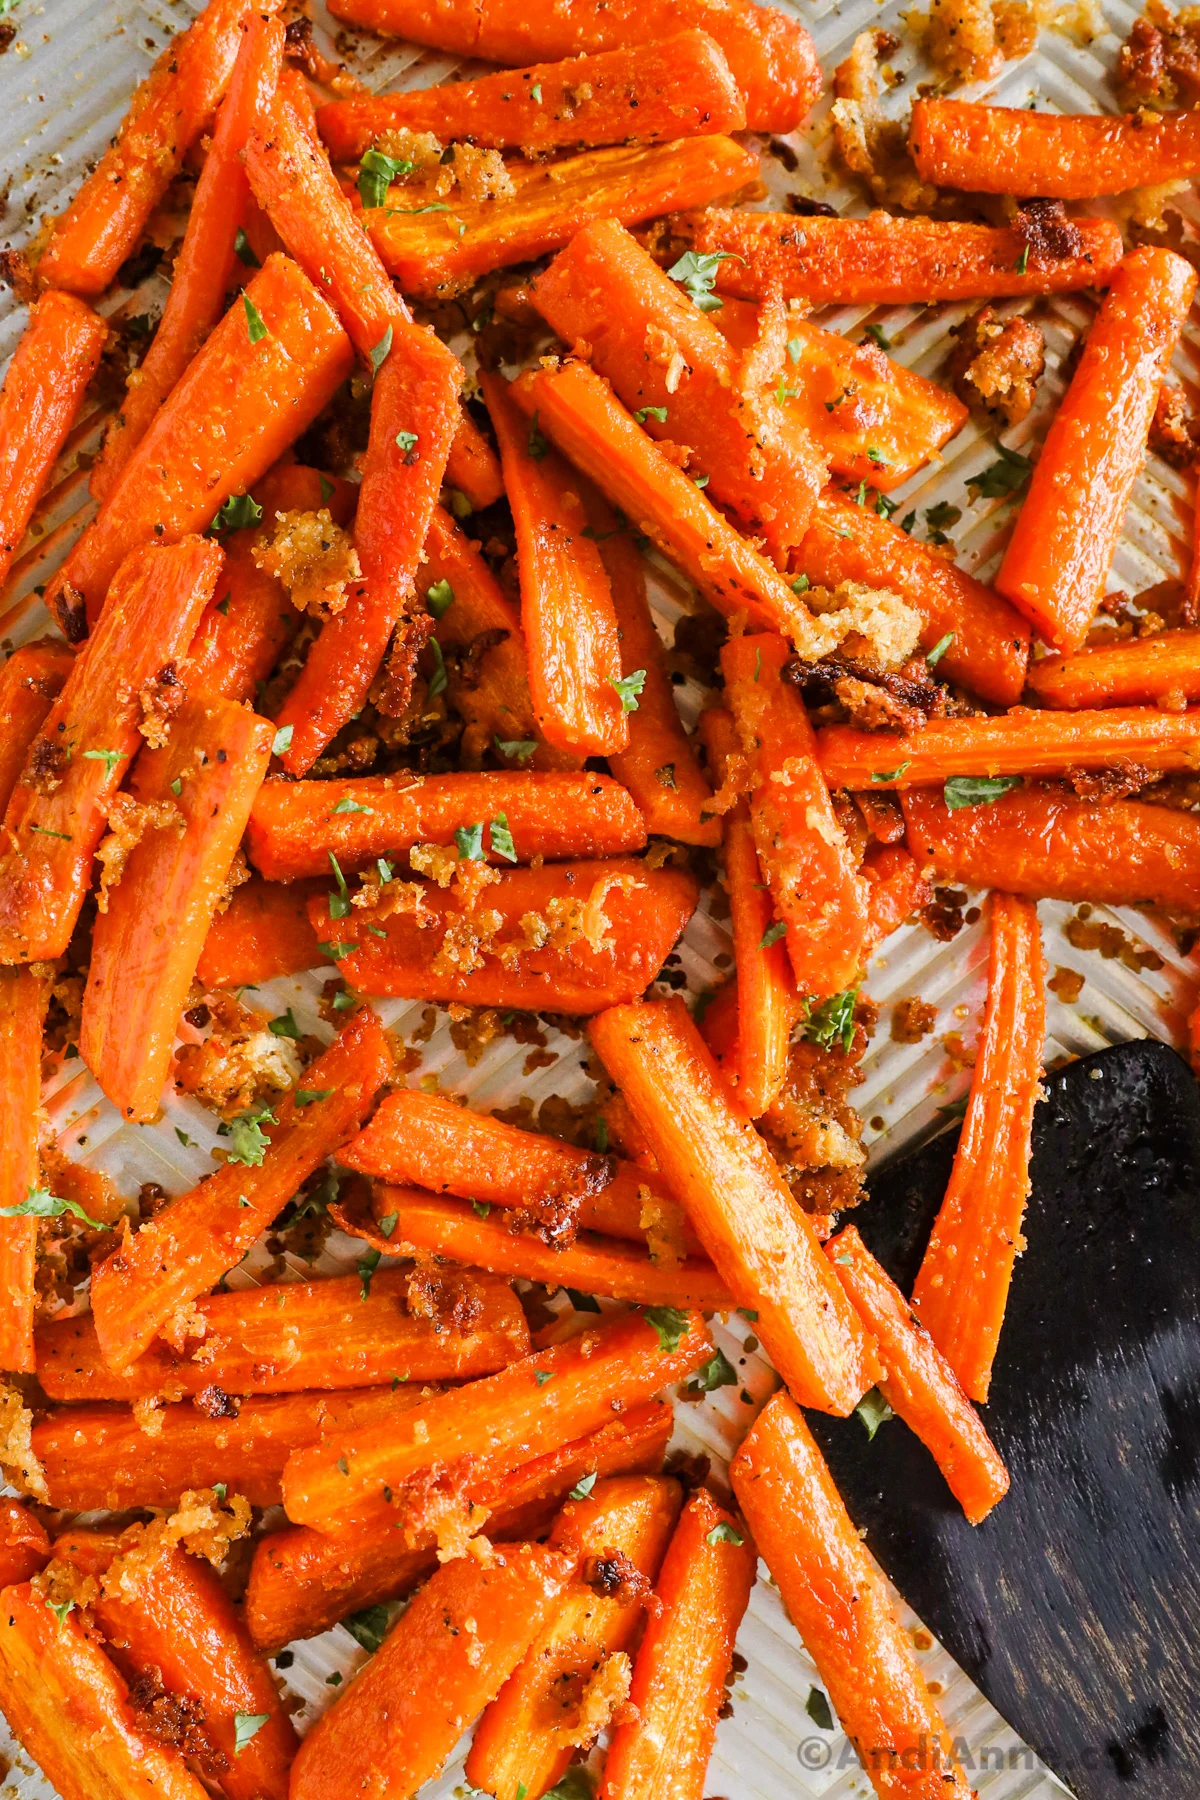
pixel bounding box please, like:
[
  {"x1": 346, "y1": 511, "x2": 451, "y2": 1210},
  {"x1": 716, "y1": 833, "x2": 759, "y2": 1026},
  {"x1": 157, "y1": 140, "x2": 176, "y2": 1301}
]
[{"x1": 253, "y1": 508, "x2": 361, "y2": 620}]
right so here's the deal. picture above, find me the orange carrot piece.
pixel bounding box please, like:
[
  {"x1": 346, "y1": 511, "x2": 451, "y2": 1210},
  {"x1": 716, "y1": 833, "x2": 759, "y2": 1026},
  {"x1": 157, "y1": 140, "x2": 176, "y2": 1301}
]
[
  {"x1": 0, "y1": 1581, "x2": 211, "y2": 1800},
  {"x1": 92, "y1": 15, "x2": 285, "y2": 501},
  {"x1": 590, "y1": 997, "x2": 879, "y2": 1416},
  {"x1": 0, "y1": 641, "x2": 74, "y2": 811},
  {"x1": 89, "y1": 1008, "x2": 392, "y2": 1372},
  {"x1": 731, "y1": 1392, "x2": 975, "y2": 1800},
  {"x1": 600, "y1": 1488, "x2": 756, "y2": 1800},
  {"x1": 1026, "y1": 629, "x2": 1200, "y2": 708},
  {"x1": 445, "y1": 409, "x2": 504, "y2": 510},
  {"x1": 323, "y1": 0, "x2": 821, "y2": 133},
  {"x1": 195, "y1": 876, "x2": 323, "y2": 988},
  {"x1": 861, "y1": 840, "x2": 930, "y2": 957},
  {"x1": 0, "y1": 967, "x2": 50, "y2": 1374},
  {"x1": 290, "y1": 1545, "x2": 574, "y2": 1800},
  {"x1": 0, "y1": 536, "x2": 223, "y2": 963},
  {"x1": 911, "y1": 892, "x2": 1045, "y2": 1401},
  {"x1": 37, "y1": 0, "x2": 265, "y2": 297},
  {"x1": 467, "y1": 1475, "x2": 682, "y2": 1800},
  {"x1": 0, "y1": 1504, "x2": 49, "y2": 1589},
  {"x1": 312, "y1": 856, "x2": 698, "y2": 1013},
  {"x1": 247, "y1": 770, "x2": 645, "y2": 879},
  {"x1": 795, "y1": 489, "x2": 1030, "y2": 707},
  {"x1": 0, "y1": 292, "x2": 107, "y2": 586},
  {"x1": 910, "y1": 97, "x2": 1200, "y2": 198},
  {"x1": 676, "y1": 207, "x2": 1126, "y2": 305},
  {"x1": 282, "y1": 1308, "x2": 711, "y2": 1531},
  {"x1": 366, "y1": 137, "x2": 759, "y2": 302},
  {"x1": 827, "y1": 1224, "x2": 1010, "y2": 1523},
  {"x1": 47, "y1": 254, "x2": 353, "y2": 631},
  {"x1": 998, "y1": 249, "x2": 1196, "y2": 653}
]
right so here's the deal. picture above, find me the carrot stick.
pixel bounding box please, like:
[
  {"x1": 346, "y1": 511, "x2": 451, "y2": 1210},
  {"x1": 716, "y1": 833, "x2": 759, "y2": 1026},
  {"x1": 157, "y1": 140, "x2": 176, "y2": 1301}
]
[
  {"x1": 1026, "y1": 629, "x2": 1200, "y2": 708},
  {"x1": 445, "y1": 410, "x2": 504, "y2": 511},
  {"x1": 0, "y1": 641, "x2": 74, "y2": 831},
  {"x1": 590, "y1": 997, "x2": 879, "y2": 1416},
  {"x1": 310, "y1": 856, "x2": 698, "y2": 1013},
  {"x1": 826, "y1": 1224, "x2": 1010, "y2": 1523},
  {"x1": 901, "y1": 782, "x2": 1200, "y2": 910},
  {"x1": 723, "y1": 632, "x2": 868, "y2": 996},
  {"x1": 0, "y1": 292, "x2": 107, "y2": 586},
  {"x1": 675, "y1": 207, "x2": 1126, "y2": 305},
  {"x1": 282, "y1": 1308, "x2": 711, "y2": 1531},
  {"x1": 0, "y1": 536, "x2": 223, "y2": 963},
  {"x1": 0, "y1": 1504, "x2": 49, "y2": 1589},
  {"x1": 530, "y1": 218, "x2": 826, "y2": 565},
  {"x1": 92, "y1": 15, "x2": 286, "y2": 502},
  {"x1": 998, "y1": 249, "x2": 1196, "y2": 653},
  {"x1": 466, "y1": 1475, "x2": 682, "y2": 1800},
  {"x1": 289, "y1": 1544, "x2": 574, "y2": 1800},
  {"x1": 195, "y1": 876, "x2": 323, "y2": 988},
  {"x1": 600, "y1": 1488, "x2": 756, "y2": 1800},
  {"x1": 911, "y1": 892, "x2": 1045, "y2": 1402},
  {"x1": 861, "y1": 841, "x2": 930, "y2": 957},
  {"x1": 730, "y1": 1391, "x2": 975, "y2": 1800},
  {"x1": 247, "y1": 770, "x2": 645, "y2": 879},
  {"x1": 89, "y1": 1007, "x2": 393, "y2": 1372},
  {"x1": 794, "y1": 489, "x2": 1030, "y2": 707},
  {"x1": 323, "y1": 0, "x2": 821, "y2": 133},
  {"x1": 366, "y1": 137, "x2": 759, "y2": 302},
  {"x1": 910, "y1": 97, "x2": 1200, "y2": 198},
  {"x1": 0, "y1": 967, "x2": 50, "y2": 1374},
  {"x1": 0, "y1": 1581, "x2": 211, "y2": 1800},
  {"x1": 36, "y1": 0, "x2": 266, "y2": 297}
]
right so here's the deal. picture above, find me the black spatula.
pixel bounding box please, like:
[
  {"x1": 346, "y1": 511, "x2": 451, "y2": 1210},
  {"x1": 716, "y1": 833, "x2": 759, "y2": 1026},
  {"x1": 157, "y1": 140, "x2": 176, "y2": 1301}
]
[{"x1": 808, "y1": 1040, "x2": 1200, "y2": 1800}]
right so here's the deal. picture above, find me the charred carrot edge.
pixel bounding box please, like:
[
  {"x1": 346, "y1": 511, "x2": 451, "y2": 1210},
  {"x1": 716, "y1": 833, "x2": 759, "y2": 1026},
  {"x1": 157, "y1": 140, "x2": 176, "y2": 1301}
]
[
  {"x1": 47, "y1": 253, "x2": 354, "y2": 631},
  {"x1": 88, "y1": 1007, "x2": 392, "y2": 1372},
  {"x1": 997, "y1": 248, "x2": 1196, "y2": 653},
  {"x1": 600, "y1": 1488, "x2": 757, "y2": 1800},
  {"x1": 289, "y1": 1545, "x2": 575, "y2": 1800},
  {"x1": 911, "y1": 893, "x2": 1045, "y2": 1402},
  {"x1": 92, "y1": 15, "x2": 285, "y2": 501},
  {"x1": 0, "y1": 292, "x2": 107, "y2": 587},
  {"x1": 0, "y1": 968, "x2": 50, "y2": 1374},
  {"x1": 0, "y1": 1503, "x2": 49, "y2": 1590},
  {"x1": 590, "y1": 997, "x2": 879, "y2": 1416},
  {"x1": 1025, "y1": 629, "x2": 1200, "y2": 709},
  {"x1": 0, "y1": 640, "x2": 73, "y2": 835},
  {"x1": 827, "y1": 1224, "x2": 1010, "y2": 1523},
  {"x1": 281, "y1": 1309, "x2": 711, "y2": 1532},
  {"x1": 445, "y1": 409, "x2": 504, "y2": 510},
  {"x1": 861, "y1": 841, "x2": 931, "y2": 958},
  {"x1": 467, "y1": 1476, "x2": 682, "y2": 1800},
  {"x1": 675, "y1": 207, "x2": 1126, "y2": 306},
  {"x1": 37, "y1": 0, "x2": 264, "y2": 297},
  {"x1": 910, "y1": 97, "x2": 1200, "y2": 199},
  {"x1": 731, "y1": 1392, "x2": 974, "y2": 1800},
  {"x1": 0, "y1": 537, "x2": 223, "y2": 964},
  {"x1": 366, "y1": 137, "x2": 760, "y2": 302},
  {"x1": 531, "y1": 218, "x2": 826, "y2": 564}
]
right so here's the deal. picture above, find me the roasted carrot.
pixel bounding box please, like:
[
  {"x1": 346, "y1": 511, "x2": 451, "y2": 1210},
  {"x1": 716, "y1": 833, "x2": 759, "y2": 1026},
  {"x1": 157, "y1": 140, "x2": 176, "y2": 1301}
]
[
  {"x1": 675, "y1": 207, "x2": 1126, "y2": 305},
  {"x1": 861, "y1": 841, "x2": 931, "y2": 957},
  {"x1": 311, "y1": 857, "x2": 698, "y2": 1013},
  {"x1": 37, "y1": 1268, "x2": 527, "y2": 1401},
  {"x1": 366, "y1": 138, "x2": 759, "y2": 301},
  {"x1": 445, "y1": 409, "x2": 504, "y2": 511},
  {"x1": 89, "y1": 1007, "x2": 392, "y2": 1372},
  {"x1": 92, "y1": 15, "x2": 286, "y2": 501},
  {"x1": 323, "y1": 0, "x2": 821, "y2": 133},
  {"x1": 590, "y1": 998, "x2": 879, "y2": 1416},
  {"x1": 195, "y1": 876, "x2": 322, "y2": 987},
  {"x1": 0, "y1": 291, "x2": 107, "y2": 587},
  {"x1": 467, "y1": 1475, "x2": 682, "y2": 1800},
  {"x1": 46, "y1": 254, "x2": 353, "y2": 631},
  {"x1": 0, "y1": 641, "x2": 74, "y2": 811},
  {"x1": 37, "y1": 0, "x2": 264, "y2": 297},
  {"x1": 731, "y1": 1392, "x2": 974, "y2": 1800},
  {"x1": 0, "y1": 1503, "x2": 49, "y2": 1589},
  {"x1": 910, "y1": 97, "x2": 1200, "y2": 198},
  {"x1": 998, "y1": 248, "x2": 1196, "y2": 653},
  {"x1": 901, "y1": 782, "x2": 1200, "y2": 910},
  {"x1": 531, "y1": 219, "x2": 827, "y2": 564},
  {"x1": 0, "y1": 1580, "x2": 211, "y2": 1800},
  {"x1": 0, "y1": 536, "x2": 223, "y2": 964},
  {"x1": 290, "y1": 1544, "x2": 574, "y2": 1800},
  {"x1": 827, "y1": 1224, "x2": 1010, "y2": 1523},
  {"x1": 795, "y1": 489, "x2": 1030, "y2": 707},
  {"x1": 0, "y1": 970, "x2": 49, "y2": 1375},
  {"x1": 600, "y1": 1488, "x2": 756, "y2": 1800},
  {"x1": 1026, "y1": 630, "x2": 1200, "y2": 709},
  {"x1": 281, "y1": 1308, "x2": 711, "y2": 1531},
  {"x1": 911, "y1": 893, "x2": 1045, "y2": 1402}
]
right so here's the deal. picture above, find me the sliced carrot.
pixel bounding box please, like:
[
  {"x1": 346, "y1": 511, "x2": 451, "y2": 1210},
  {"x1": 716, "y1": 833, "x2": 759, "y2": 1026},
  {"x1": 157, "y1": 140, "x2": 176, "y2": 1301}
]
[
  {"x1": 0, "y1": 967, "x2": 50, "y2": 1374},
  {"x1": 1025, "y1": 629, "x2": 1200, "y2": 708},
  {"x1": 0, "y1": 536, "x2": 223, "y2": 963},
  {"x1": 911, "y1": 892, "x2": 1045, "y2": 1402},
  {"x1": 911, "y1": 97, "x2": 1200, "y2": 198},
  {"x1": 195, "y1": 875, "x2": 323, "y2": 988},
  {"x1": 861, "y1": 841, "x2": 931, "y2": 957},
  {"x1": 446, "y1": 410, "x2": 505, "y2": 510},
  {"x1": 600, "y1": 1488, "x2": 756, "y2": 1800},
  {"x1": 0, "y1": 641, "x2": 74, "y2": 812},
  {"x1": 590, "y1": 997, "x2": 879, "y2": 1416},
  {"x1": 0, "y1": 1503, "x2": 49, "y2": 1589},
  {"x1": 730, "y1": 1392, "x2": 974, "y2": 1800},
  {"x1": 88, "y1": 1008, "x2": 392, "y2": 1372},
  {"x1": 998, "y1": 248, "x2": 1196, "y2": 653}
]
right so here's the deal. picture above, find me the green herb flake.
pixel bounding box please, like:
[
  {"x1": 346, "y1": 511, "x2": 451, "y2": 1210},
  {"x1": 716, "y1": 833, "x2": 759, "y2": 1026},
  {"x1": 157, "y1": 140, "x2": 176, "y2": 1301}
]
[
  {"x1": 569, "y1": 1471, "x2": 597, "y2": 1500},
  {"x1": 611, "y1": 668, "x2": 646, "y2": 714},
  {"x1": 242, "y1": 294, "x2": 268, "y2": 345},
  {"x1": 969, "y1": 443, "x2": 1032, "y2": 500},
  {"x1": 268, "y1": 1008, "x2": 302, "y2": 1040},
  {"x1": 170, "y1": 777, "x2": 183, "y2": 796},
  {"x1": 706, "y1": 1520, "x2": 745, "y2": 1547},
  {"x1": 82, "y1": 748, "x2": 123, "y2": 777},
  {"x1": 358, "y1": 146, "x2": 412, "y2": 209},
  {"x1": 319, "y1": 940, "x2": 357, "y2": 961},
  {"x1": 378, "y1": 1212, "x2": 399, "y2": 1238},
  {"x1": 533, "y1": 1369, "x2": 553, "y2": 1386},
  {"x1": 471, "y1": 1200, "x2": 491, "y2": 1218},
  {"x1": 332, "y1": 796, "x2": 376, "y2": 816},
  {"x1": 271, "y1": 724, "x2": 293, "y2": 757},
  {"x1": 369, "y1": 325, "x2": 393, "y2": 378},
  {"x1": 221, "y1": 1104, "x2": 276, "y2": 1167},
  {"x1": 870, "y1": 761, "x2": 910, "y2": 783},
  {"x1": 760, "y1": 920, "x2": 787, "y2": 949},
  {"x1": 634, "y1": 405, "x2": 668, "y2": 424},
  {"x1": 209, "y1": 491, "x2": 263, "y2": 535},
  {"x1": 804, "y1": 985, "x2": 860, "y2": 1054},
  {"x1": 544, "y1": 1769, "x2": 594, "y2": 1800},
  {"x1": 855, "y1": 1386, "x2": 895, "y2": 1440},
  {"x1": 343, "y1": 1604, "x2": 392, "y2": 1654},
  {"x1": 234, "y1": 1714, "x2": 269, "y2": 1755},
  {"x1": 234, "y1": 227, "x2": 260, "y2": 268},
  {"x1": 48, "y1": 1597, "x2": 76, "y2": 1629},
  {"x1": 926, "y1": 631, "x2": 954, "y2": 668},
  {"x1": 642, "y1": 1305, "x2": 690, "y2": 1353},
  {"x1": 863, "y1": 322, "x2": 891, "y2": 351},
  {"x1": 787, "y1": 335, "x2": 802, "y2": 364},
  {"x1": 29, "y1": 824, "x2": 71, "y2": 841},
  {"x1": 690, "y1": 1348, "x2": 737, "y2": 1392},
  {"x1": 0, "y1": 1185, "x2": 110, "y2": 1230},
  {"x1": 328, "y1": 850, "x2": 351, "y2": 920},
  {"x1": 527, "y1": 412, "x2": 549, "y2": 460},
  {"x1": 806, "y1": 1686, "x2": 835, "y2": 1730},
  {"x1": 792, "y1": 572, "x2": 810, "y2": 594},
  {"x1": 427, "y1": 636, "x2": 449, "y2": 698},
  {"x1": 943, "y1": 773, "x2": 1022, "y2": 810},
  {"x1": 358, "y1": 1249, "x2": 382, "y2": 1300},
  {"x1": 666, "y1": 248, "x2": 738, "y2": 313},
  {"x1": 175, "y1": 1128, "x2": 194, "y2": 1148},
  {"x1": 876, "y1": 492, "x2": 899, "y2": 519},
  {"x1": 489, "y1": 812, "x2": 518, "y2": 862},
  {"x1": 295, "y1": 1089, "x2": 333, "y2": 1107},
  {"x1": 426, "y1": 577, "x2": 454, "y2": 618},
  {"x1": 455, "y1": 820, "x2": 485, "y2": 861},
  {"x1": 1015, "y1": 243, "x2": 1030, "y2": 274},
  {"x1": 529, "y1": 82, "x2": 542, "y2": 101},
  {"x1": 495, "y1": 735, "x2": 537, "y2": 763}
]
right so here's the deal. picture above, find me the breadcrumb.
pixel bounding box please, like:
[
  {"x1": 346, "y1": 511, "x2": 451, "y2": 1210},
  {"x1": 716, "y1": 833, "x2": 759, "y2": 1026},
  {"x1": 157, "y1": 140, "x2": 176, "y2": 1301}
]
[
  {"x1": 832, "y1": 32, "x2": 938, "y2": 210},
  {"x1": 945, "y1": 305, "x2": 1046, "y2": 429},
  {"x1": 95, "y1": 792, "x2": 183, "y2": 912},
  {"x1": 0, "y1": 1381, "x2": 47, "y2": 1501},
  {"x1": 253, "y1": 508, "x2": 361, "y2": 620},
  {"x1": 806, "y1": 580, "x2": 923, "y2": 673}
]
